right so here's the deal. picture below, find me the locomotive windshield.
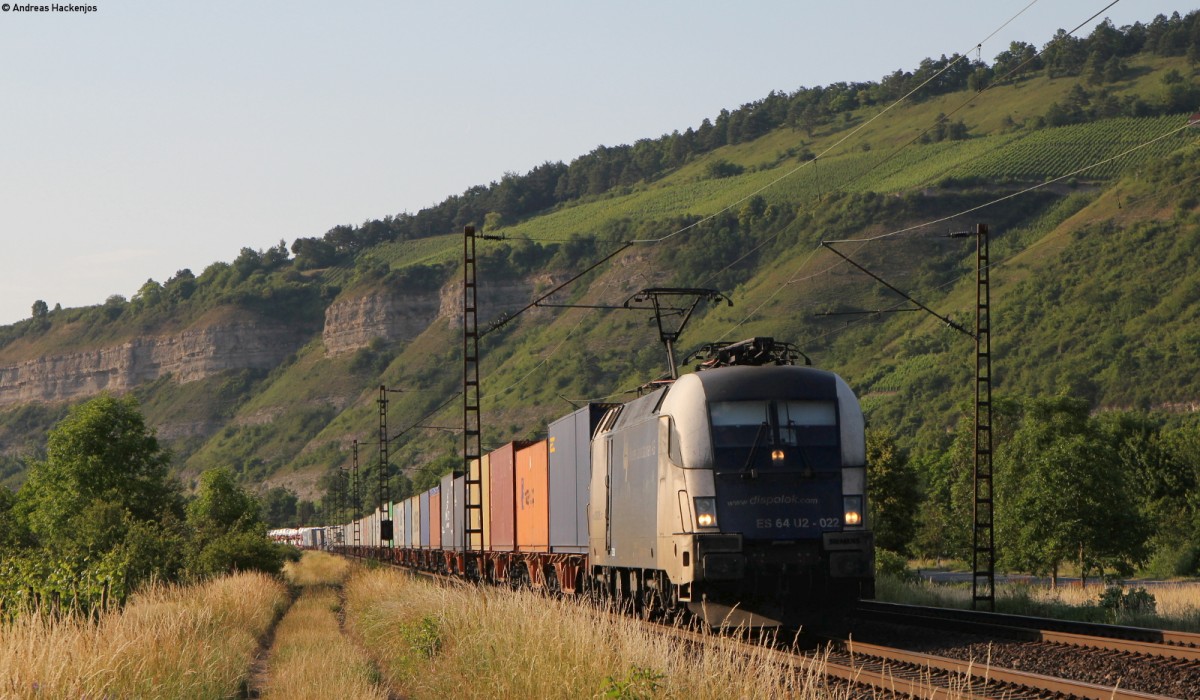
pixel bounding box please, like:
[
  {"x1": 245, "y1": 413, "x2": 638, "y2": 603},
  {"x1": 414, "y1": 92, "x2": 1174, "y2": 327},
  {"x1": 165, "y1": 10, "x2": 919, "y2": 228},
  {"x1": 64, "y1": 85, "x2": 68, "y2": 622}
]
[{"x1": 710, "y1": 400, "x2": 840, "y2": 473}]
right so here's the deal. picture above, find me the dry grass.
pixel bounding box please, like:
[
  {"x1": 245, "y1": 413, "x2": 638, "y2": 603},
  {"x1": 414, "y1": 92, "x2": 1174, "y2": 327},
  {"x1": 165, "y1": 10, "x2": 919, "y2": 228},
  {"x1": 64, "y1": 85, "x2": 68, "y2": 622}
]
[
  {"x1": 343, "y1": 568, "x2": 850, "y2": 700},
  {"x1": 878, "y1": 574, "x2": 1200, "y2": 631},
  {"x1": 282, "y1": 549, "x2": 353, "y2": 588},
  {"x1": 1019, "y1": 580, "x2": 1200, "y2": 628},
  {"x1": 261, "y1": 586, "x2": 387, "y2": 700},
  {"x1": 0, "y1": 571, "x2": 289, "y2": 699}
]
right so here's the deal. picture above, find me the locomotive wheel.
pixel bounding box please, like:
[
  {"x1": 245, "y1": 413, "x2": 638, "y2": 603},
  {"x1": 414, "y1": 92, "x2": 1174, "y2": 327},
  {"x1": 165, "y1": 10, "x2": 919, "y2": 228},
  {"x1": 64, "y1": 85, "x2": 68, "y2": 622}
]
[
  {"x1": 544, "y1": 567, "x2": 561, "y2": 597},
  {"x1": 640, "y1": 574, "x2": 663, "y2": 620}
]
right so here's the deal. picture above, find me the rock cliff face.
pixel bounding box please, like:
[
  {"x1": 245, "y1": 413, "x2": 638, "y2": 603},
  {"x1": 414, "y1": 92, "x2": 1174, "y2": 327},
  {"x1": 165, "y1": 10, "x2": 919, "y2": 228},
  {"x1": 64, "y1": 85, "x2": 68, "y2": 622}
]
[
  {"x1": 0, "y1": 273, "x2": 556, "y2": 408},
  {"x1": 437, "y1": 276, "x2": 551, "y2": 329},
  {"x1": 321, "y1": 289, "x2": 441, "y2": 356},
  {"x1": 0, "y1": 321, "x2": 309, "y2": 407},
  {"x1": 321, "y1": 277, "x2": 547, "y2": 355}
]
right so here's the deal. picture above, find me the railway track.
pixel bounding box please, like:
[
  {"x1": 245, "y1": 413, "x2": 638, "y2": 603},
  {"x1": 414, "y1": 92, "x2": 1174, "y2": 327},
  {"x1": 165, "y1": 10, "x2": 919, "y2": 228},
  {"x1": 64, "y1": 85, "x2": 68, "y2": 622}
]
[
  {"x1": 855, "y1": 600, "x2": 1200, "y2": 661},
  {"x1": 655, "y1": 620, "x2": 1173, "y2": 699},
  {"x1": 844, "y1": 600, "x2": 1200, "y2": 698}
]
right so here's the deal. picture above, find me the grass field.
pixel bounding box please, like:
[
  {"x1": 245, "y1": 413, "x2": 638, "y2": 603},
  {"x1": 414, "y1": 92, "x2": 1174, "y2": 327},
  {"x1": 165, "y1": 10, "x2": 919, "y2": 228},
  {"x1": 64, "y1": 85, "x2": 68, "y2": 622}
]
[
  {"x1": 0, "y1": 572, "x2": 289, "y2": 699},
  {"x1": 5, "y1": 551, "x2": 1196, "y2": 698},
  {"x1": 877, "y1": 569, "x2": 1200, "y2": 632},
  {"x1": 343, "y1": 566, "x2": 845, "y2": 699}
]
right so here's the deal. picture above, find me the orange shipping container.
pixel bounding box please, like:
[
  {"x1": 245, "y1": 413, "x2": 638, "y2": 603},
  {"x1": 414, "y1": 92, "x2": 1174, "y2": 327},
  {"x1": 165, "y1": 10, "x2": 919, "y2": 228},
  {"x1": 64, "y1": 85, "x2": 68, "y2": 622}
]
[
  {"x1": 480, "y1": 453, "x2": 492, "y2": 551},
  {"x1": 515, "y1": 440, "x2": 549, "y2": 552},
  {"x1": 428, "y1": 485, "x2": 442, "y2": 550},
  {"x1": 488, "y1": 442, "x2": 523, "y2": 552}
]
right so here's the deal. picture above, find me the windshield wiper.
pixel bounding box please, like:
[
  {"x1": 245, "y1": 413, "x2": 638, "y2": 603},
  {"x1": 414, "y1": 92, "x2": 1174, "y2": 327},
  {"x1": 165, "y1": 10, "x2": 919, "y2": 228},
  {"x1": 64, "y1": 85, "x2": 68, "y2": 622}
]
[
  {"x1": 714, "y1": 421, "x2": 769, "y2": 479},
  {"x1": 783, "y1": 422, "x2": 817, "y2": 478}
]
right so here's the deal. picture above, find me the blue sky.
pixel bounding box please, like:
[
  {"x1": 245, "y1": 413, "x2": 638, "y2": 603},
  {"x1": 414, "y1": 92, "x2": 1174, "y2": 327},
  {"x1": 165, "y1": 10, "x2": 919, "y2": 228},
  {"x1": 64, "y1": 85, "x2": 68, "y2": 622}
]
[{"x1": 0, "y1": 0, "x2": 1187, "y2": 326}]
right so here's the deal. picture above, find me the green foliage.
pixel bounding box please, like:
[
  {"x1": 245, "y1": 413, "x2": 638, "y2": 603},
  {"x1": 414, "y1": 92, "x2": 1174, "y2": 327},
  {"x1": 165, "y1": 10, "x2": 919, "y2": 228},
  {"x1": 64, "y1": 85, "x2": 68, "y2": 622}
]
[
  {"x1": 996, "y1": 396, "x2": 1149, "y2": 583},
  {"x1": 478, "y1": 239, "x2": 557, "y2": 279},
  {"x1": 599, "y1": 666, "x2": 666, "y2": 700},
  {"x1": 4, "y1": 396, "x2": 189, "y2": 612},
  {"x1": 349, "y1": 339, "x2": 397, "y2": 377},
  {"x1": 186, "y1": 530, "x2": 290, "y2": 579},
  {"x1": 866, "y1": 428, "x2": 920, "y2": 555},
  {"x1": 0, "y1": 403, "x2": 288, "y2": 615},
  {"x1": 18, "y1": 395, "x2": 182, "y2": 548},
  {"x1": 412, "y1": 454, "x2": 457, "y2": 494},
  {"x1": 188, "y1": 467, "x2": 261, "y2": 534},
  {"x1": 400, "y1": 614, "x2": 444, "y2": 659},
  {"x1": 704, "y1": 159, "x2": 745, "y2": 178},
  {"x1": 185, "y1": 467, "x2": 288, "y2": 579},
  {"x1": 262, "y1": 486, "x2": 301, "y2": 528},
  {"x1": 1098, "y1": 585, "x2": 1157, "y2": 618},
  {"x1": 0, "y1": 486, "x2": 30, "y2": 551},
  {"x1": 874, "y1": 548, "x2": 917, "y2": 582}
]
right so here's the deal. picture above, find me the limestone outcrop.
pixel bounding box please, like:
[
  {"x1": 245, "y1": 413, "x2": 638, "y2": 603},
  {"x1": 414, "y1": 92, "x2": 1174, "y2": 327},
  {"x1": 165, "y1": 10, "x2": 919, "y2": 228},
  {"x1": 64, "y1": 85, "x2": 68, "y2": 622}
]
[{"x1": 0, "y1": 321, "x2": 308, "y2": 407}]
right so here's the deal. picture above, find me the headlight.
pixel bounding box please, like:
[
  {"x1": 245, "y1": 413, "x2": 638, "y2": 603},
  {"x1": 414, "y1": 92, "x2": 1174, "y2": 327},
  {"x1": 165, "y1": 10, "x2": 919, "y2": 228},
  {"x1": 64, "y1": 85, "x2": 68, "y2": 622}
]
[
  {"x1": 694, "y1": 497, "x2": 718, "y2": 528},
  {"x1": 843, "y1": 495, "x2": 863, "y2": 527}
]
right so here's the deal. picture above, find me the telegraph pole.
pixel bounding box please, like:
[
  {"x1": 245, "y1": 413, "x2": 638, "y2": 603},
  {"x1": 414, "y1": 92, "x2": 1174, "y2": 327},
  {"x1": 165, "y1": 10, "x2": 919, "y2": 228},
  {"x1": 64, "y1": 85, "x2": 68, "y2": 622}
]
[
  {"x1": 972, "y1": 224, "x2": 995, "y2": 610},
  {"x1": 463, "y1": 226, "x2": 485, "y2": 562},
  {"x1": 824, "y1": 223, "x2": 995, "y2": 610},
  {"x1": 378, "y1": 386, "x2": 396, "y2": 548},
  {"x1": 352, "y1": 439, "x2": 361, "y2": 548}
]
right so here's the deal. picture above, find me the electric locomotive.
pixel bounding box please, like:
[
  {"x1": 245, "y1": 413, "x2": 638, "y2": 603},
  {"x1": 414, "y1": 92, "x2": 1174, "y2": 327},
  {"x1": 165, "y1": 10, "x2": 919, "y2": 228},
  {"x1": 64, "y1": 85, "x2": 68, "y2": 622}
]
[{"x1": 587, "y1": 337, "x2": 873, "y2": 626}]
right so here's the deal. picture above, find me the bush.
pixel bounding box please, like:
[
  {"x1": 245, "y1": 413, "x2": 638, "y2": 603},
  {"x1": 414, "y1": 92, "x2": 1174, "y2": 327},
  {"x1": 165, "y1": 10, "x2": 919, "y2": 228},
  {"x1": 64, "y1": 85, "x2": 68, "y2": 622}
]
[
  {"x1": 187, "y1": 531, "x2": 291, "y2": 579},
  {"x1": 1098, "y1": 585, "x2": 1157, "y2": 616},
  {"x1": 1144, "y1": 542, "x2": 1200, "y2": 578},
  {"x1": 875, "y1": 548, "x2": 917, "y2": 582},
  {"x1": 704, "y1": 159, "x2": 744, "y2": 178}
]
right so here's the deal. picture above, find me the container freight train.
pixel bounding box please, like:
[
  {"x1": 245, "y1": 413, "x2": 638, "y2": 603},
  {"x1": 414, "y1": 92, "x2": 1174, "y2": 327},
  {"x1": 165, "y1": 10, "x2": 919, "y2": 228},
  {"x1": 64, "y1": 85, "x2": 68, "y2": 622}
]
[{"x1": 322, "y1": 338, "x2": 873, "y2": 626}]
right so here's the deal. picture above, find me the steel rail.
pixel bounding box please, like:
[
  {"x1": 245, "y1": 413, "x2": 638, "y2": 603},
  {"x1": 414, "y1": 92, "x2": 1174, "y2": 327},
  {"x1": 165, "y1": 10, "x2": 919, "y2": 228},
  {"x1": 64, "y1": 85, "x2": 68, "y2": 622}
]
[
  {"x1": 652, "y1": 620, "x2": 1170, "y2": 700},
  {"x1": 838, "y1": 639, "x2": 1171, "y2": 700},
  {"x1": 856, "y1": 600, "x2": 1200, "y2": 661}
]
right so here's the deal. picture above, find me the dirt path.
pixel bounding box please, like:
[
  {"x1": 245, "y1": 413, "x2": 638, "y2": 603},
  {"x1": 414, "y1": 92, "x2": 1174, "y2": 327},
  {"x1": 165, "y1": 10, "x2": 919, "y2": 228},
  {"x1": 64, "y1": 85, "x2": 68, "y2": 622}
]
[
  {"x1": 245, "y1": 578, "x2": 390, "y2": 699},
  {"x1": 241, "y1": 587, "x2": 298, "y2": 698}
]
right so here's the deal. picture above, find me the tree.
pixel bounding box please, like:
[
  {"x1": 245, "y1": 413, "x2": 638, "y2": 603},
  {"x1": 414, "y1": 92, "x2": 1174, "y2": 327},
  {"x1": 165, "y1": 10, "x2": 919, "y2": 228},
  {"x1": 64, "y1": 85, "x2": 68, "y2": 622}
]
[
  {"x1": 1105, "y1": 414, "x2": 1200, "y2": 576},
  {"x1": 188, "y1": 467, "x2": 261, "y2": 535},
  {"x1": 31, "y1": 300, "x2": 48, "y2": 318},
  {"x1": 997, "y1": 396, "x2": 1148, "y2": 586},
  {"x1": 291, "y1": 236, "x2": 339, "y2": 270},
  {"x1": 866, "y1": 428, "x2": 920, "y2": 555},
  {"x1": 993, "y1": 41, "x2": 1040, "y2": 80},
  {"x1": 0, "y1": 486, "x2": 31, "y2": 551},
  {"x1": 164, "y1": 268, "x2": 196, "y2": 302},
  {"x1": 12, "y1": 395, "x2": 186, "y2": 609},
  {"x1": 18, "y1": 394, "x2": 182, "y2": 548},
  {"x1": 102, "y1": 294, "x2": 127, "y2": 321},
  {"x1": 185, "y1": 467, "x2": 288, "y2": 578},
  {"x1": 262, "y1": 486, "x2": 300, "y2": 528},
  {"x1": 131, "y1": 279, "x2": 163, "y2": 313}
]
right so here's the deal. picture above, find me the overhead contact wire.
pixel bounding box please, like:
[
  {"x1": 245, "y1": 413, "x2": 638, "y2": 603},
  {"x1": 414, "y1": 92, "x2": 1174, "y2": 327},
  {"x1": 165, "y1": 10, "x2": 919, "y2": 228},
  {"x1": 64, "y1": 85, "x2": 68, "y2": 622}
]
[
  {"x1": 714, "y1": 2, "x2": 1157, "y2": 348},
  {"x1": 823, "y1": 122, "x2": 1196, "y2": 244},
  {"x1": 694, "y1": 1, "x2": 1052, "y2": 299},
  {"x1": 478, "y1": 240, "x2": 632, "y2": 337},
  {"x1": 630, "y1": 1, "x2": 1050, "y2": 248}
]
